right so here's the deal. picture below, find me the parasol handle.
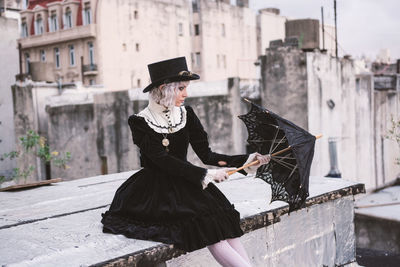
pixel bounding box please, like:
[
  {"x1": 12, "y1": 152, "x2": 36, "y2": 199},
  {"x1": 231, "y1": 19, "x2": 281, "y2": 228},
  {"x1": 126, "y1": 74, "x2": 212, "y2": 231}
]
[{"x1": 227, "y1": 134, "x2": 322, "y2": 176}]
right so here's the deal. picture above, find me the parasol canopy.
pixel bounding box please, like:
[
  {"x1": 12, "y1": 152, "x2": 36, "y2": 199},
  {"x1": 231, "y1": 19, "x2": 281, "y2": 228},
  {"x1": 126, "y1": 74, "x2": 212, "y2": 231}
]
[{"x1": 237, "y1": 101, "x2": 317, "y2": 211}]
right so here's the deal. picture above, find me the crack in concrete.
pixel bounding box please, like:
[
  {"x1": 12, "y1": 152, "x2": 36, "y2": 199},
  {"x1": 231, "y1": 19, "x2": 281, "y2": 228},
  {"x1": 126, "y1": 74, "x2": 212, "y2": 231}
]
[{"x1": 0, "y1": 204, "x2": 110, "y2": 230}]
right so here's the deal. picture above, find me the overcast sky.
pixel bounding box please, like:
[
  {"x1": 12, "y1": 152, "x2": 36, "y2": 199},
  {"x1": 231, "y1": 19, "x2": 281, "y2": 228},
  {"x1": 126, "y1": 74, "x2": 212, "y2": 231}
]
[{"x1": 249, "y1": 0, "x2": 400, "y2": 62}]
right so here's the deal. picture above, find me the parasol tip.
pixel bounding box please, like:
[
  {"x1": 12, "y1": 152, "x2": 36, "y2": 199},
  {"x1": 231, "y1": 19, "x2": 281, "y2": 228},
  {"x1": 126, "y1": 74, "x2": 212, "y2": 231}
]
[
  {"x1": 315, "y1": 134, "x2": 323, "y2": 139},
  {"x1": 243, "y1": 98, "x2": 251, "y2": 103}
]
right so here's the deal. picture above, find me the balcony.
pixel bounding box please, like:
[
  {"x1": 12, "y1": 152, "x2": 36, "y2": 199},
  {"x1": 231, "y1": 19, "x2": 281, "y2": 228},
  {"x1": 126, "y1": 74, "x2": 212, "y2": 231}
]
[
  {"x1": 18, "y1": 24, "x2": 96, "y2": 49},
  {"x1": 82, "y1": 64, "x2": 98, "y2": 76}
]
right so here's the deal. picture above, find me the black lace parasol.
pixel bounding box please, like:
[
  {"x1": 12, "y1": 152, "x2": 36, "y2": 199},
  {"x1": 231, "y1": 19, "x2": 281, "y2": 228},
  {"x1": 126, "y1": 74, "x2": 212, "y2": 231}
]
[{"x1": 232, "y1": 101, "x2": 318, "y2": 211}]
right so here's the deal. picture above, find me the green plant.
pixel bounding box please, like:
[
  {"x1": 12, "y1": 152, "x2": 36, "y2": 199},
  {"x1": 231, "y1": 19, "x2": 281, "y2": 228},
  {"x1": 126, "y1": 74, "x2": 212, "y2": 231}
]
[
  {"x1": 0, "y1": 130, "x2": 71, "y2": 185},
  {"x1": 385, "y1": 115, "x2": 400, "y2": 165}
]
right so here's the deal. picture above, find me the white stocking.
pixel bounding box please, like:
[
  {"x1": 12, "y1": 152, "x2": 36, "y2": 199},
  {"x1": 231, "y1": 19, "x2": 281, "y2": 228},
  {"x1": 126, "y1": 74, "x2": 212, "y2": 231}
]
[
  {"x1": 227, "y1": 238, "x2": 251, "y2": 264},
  {"x1": 207, "y1": 240, "x2": 252, "y2": 267}
]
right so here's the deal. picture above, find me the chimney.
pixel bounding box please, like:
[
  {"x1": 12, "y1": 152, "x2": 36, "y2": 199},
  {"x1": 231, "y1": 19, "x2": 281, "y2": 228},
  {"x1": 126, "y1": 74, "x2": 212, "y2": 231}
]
[{"x1": 325, "y1": 138, "x2": 341, "y2": 178}]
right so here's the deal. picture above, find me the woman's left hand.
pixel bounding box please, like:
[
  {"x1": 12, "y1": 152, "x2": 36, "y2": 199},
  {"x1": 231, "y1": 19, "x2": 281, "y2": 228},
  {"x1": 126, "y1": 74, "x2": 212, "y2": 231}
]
[
  {"x1": 244, "y1": 152, "x2": 271, "y2": 174},
  {"x1": 254, "y1": 153, "x2": 271, "y2": 167}
]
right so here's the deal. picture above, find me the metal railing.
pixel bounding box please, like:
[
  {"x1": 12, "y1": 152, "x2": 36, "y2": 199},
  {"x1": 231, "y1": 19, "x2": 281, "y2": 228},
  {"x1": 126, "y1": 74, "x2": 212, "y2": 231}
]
[{"x1": 82, "y1": 64, "x2": 97, "y2": 72}]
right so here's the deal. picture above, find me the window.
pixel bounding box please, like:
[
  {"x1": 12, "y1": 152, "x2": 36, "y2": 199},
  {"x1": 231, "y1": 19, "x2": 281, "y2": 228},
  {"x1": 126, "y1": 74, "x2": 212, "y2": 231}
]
[
  {"x1": 134, "y1": 10, "x2": 138, "y2": 19},
  {"x1": 194, "y1": 24, "x2": 200, "y2": 35},
  {"x1": 221, "y1": 23, "x2": 225, "y2": 37},
  {"x1": 88, "y1": 42, "x2": 94, "y2": 65},
  {"x1": 191, "y1": 53, "x2": 195, "y2": 66},
  {"x1": 69, "y1": 45, "x2": 75, "y2": 66},
  {"x1": 83, "y1": 2, "x2": 92, "y2": 25},
  {"x1": 54, "y1": 47, "x2": 60, "y2": 68},
  {"x1": 40, "y1": 50, "x2": 46, "y2": 62},
  {"x1": 137, "y1": 79, "x2": 141, "y2": 87},
  {"x1": 49, "y1": 11, "x2": 58, "y2": 32},
  {"x1": 21, "y1": 21, "x2": 28, "y2": 37},
  {"x1": 135, "y1": 43, "x2": 139, "y2": 52},
  {"x1": 178, "y1": 23, "x2": 183, "y2": 36},
  {"x1": 195, "y1": 52, "x2": 201, "y2": 67},
  {"x1": 64, "y1": 7, "x2": 72, "y2": 29},
  {"x1": 192, "y1": 0, "x2": 199, "y2": 13},
  {"x1": 89, "y1": 79, "x2": 95, "y2": 85},
  {"x1": 217, "y1": 54, "x2": 220, "y2": 68},
  {"x1": 222, "y1": 54, "x2": 226, "y2": 69},
  {"x1": 25, "y1": 53, "x2": 30, "y2": 74},
  {"x1": 35, "y1": 15, "x2": 44, "y2": 35},
  {"x1": 23, "y1": 0, "x2": 29, "y2": 9}
]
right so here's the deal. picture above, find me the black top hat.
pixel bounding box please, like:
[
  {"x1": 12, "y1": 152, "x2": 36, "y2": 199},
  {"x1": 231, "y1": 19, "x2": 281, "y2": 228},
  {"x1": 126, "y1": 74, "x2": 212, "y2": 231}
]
[{"x1": 143, "y1": 57, "x2": 200, "y2": 93}]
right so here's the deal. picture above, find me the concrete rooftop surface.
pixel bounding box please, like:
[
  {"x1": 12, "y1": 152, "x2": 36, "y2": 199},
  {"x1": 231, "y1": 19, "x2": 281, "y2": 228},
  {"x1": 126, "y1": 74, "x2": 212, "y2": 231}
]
[
  {"x1": 355, "y1": 184, "x2": 400, "y2": 222},
  {"x1": 0, "y1": 171, "x2": 364, "y2": 266}
]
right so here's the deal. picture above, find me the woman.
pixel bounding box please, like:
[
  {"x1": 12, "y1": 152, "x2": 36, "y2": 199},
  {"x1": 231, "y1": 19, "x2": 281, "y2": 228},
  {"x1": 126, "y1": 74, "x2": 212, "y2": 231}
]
[{"x1": 101, "y1": 57, "x2": 270, "y2": 266}]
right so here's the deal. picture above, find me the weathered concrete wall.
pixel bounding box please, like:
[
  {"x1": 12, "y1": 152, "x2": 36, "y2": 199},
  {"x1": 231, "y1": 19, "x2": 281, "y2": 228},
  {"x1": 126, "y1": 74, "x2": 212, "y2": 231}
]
[
  {"x1": 38, "y1": 80, "x2": 249, "y2": 180},
  {"x1": 260, "y1": 46, "x2": 308, "y2": 130},
  {"x1": 374, "y1": 89, "x2": 400, "y2": 185},
  {"x1": 306, "y1": 52, "x2": 342, "y2": 179},
  {"x1": 94, "y1": 90, "x2": 137, "y2": 174},
  {"x1": 260, "y1": 48, "x2": 399, "y2": 190},
  {"x1": 0, "y1": 16, "x2": 18, "y2": 178},
  {"x1": 168, "y1": 195, "x2": 357, "y2": 267},
  {"x1": 306, "y1": 54, "x2": 360, "y2": 182},
  {"x1": 339, "y1": 58, "x2": 358, "y2": 181},
  {"x1": 354, "y1": 74, "x2": 376, "y2": 189},
  {"x1": 46, "y1": 103, "x2": 100, "y2": 180},
  {"x1": 10, "y1": 83, "x2": 40, "y2": 183}
]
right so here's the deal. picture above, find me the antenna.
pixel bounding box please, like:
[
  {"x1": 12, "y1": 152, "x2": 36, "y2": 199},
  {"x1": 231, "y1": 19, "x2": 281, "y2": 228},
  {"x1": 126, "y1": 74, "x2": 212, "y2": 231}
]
[
  {"x1": 334, "y1": 0, "x2": 338, "y2": 58},
  {"x1": 321, "y1": 6, "x2": 325, "y2": 51}
]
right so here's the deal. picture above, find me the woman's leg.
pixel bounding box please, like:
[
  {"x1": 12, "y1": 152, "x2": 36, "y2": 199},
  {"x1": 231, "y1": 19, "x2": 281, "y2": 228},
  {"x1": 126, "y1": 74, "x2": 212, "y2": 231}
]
[
  {"x1": 207, "y1": 240, "x2": 251, "y2": 267},
  {"x1": 227, "y1": 238, "x2": 251, "y2": 264}
]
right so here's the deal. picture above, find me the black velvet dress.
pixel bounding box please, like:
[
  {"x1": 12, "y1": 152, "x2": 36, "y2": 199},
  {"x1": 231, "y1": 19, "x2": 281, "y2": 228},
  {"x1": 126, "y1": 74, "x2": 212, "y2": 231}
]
[{"x1": 101, "y1": 106, "x2": 248, "y2": 252}]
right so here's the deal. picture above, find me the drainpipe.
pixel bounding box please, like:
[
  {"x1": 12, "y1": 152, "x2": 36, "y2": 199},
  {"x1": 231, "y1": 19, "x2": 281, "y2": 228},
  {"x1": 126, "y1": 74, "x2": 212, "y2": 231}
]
[
  {"x1": 326, "y1": 137, "x2": 341, "y2": 178},
  {"x1": 18, "y1": 43, "x2": 23, "y2": 81},
  {"x1": 57, "y1": 77, "x2": 63, "y2": 95}
]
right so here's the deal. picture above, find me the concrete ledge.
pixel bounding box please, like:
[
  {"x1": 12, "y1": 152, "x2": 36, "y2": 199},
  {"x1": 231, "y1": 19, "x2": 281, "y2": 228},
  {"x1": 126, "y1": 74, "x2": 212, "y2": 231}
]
[
  {"x1": 355, "y1": 185, "x2": 400, "y2": 255},
  {"x1": 0, "y1": 172, "x2": 364, "y2": 266}
]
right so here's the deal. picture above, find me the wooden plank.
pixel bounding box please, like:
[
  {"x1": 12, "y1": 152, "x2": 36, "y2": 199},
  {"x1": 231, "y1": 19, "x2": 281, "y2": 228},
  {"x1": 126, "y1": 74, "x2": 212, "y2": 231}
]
[{"x1": 0, "y1": 178, "x2": 63, "y2": 192}]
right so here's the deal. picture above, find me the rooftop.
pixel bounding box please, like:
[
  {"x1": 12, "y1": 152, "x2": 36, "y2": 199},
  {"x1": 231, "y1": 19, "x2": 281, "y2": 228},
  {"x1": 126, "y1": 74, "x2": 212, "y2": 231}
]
[{"x1": 0, "y1": 171, "x2": 364, "y2": 266}]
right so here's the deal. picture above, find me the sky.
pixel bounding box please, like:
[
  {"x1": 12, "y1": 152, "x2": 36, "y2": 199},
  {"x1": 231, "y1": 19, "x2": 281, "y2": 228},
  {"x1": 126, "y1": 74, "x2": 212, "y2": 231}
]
[{"x1": 249, "y1": 0, "x2": 400, "y2": 62}]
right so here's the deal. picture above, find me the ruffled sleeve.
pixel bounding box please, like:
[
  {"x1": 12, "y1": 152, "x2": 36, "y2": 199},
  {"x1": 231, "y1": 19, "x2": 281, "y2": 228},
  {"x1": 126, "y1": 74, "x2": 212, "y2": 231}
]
[
  {"x1": 128, "y1": 114, "x2": 207, "y2": 188},
  {"x1": 185, "y1": 106, "x2": 249, "y2": 170}
]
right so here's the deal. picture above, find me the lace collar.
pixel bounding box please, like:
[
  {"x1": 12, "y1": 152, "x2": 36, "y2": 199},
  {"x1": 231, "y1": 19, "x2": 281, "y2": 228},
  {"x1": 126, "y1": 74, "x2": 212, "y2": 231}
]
[{"x1": 137, "y1": 98, "x2": 187, "y2": 134}]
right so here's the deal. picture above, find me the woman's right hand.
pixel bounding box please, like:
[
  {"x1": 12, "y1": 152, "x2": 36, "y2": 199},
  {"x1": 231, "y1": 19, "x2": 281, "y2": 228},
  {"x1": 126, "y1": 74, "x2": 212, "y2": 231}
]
[
  {"x1": 202, "y1": 168, "x2": 236, "y2": 189},
  {"x1": 207, "y1": 168, "x2": 232, "y2": 183}
]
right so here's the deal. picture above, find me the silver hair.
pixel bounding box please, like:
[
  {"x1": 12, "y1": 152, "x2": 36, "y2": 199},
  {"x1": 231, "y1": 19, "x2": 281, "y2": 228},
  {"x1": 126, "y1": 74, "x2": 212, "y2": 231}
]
[{"x1": 149, "y1": 81, "x2": 189, "y2": 107}]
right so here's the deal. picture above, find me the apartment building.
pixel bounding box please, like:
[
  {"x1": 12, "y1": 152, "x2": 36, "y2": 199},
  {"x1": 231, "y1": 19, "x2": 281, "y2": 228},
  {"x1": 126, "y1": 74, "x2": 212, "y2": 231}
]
[
  {"x1": 18, "y1": 0, "x2": 287, "y2": 89},
  {"x1": 19, "y1": 0, "x2": 97, "y2": 85}
]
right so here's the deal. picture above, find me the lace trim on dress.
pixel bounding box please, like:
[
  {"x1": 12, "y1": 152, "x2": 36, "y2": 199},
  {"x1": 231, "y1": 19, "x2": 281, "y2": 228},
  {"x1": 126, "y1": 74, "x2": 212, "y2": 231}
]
[{"x1": 137, "y1": 100, "x2": 187, "y2": 134}]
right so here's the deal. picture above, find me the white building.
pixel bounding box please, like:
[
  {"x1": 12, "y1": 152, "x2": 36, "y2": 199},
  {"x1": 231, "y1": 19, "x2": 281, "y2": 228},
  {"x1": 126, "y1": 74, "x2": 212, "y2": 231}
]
[{"x1": 18, "y1": 0, "x2": 287, "y2": 90}]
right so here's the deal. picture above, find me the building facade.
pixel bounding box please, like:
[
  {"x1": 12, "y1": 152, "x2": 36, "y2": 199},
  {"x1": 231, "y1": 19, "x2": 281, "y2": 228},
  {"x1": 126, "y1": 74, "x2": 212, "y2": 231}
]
[
  {"x1": 18, "y1": 0, "x2": 288, "y2": 89},
  {"x1": 19, "y1": 0, "x2": 97, "y2": 86},
  {"x1": 0, "y1": 1, "x2": 22, "y2": 179}
]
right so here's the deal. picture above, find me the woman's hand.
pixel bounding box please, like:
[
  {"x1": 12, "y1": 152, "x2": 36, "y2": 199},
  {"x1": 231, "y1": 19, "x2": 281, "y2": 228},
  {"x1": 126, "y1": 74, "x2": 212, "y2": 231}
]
[
  {"x1": 244, "y1": 152, "x2": 271, "y2": 174},
  {"x1": 202, "y1": 168, "x2": 236, "y2": 189}
]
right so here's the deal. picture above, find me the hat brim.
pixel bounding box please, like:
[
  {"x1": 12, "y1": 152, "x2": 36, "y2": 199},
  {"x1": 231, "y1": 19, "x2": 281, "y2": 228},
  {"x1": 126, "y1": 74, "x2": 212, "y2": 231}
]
[{"x1": 143, "y1": 73, "x2": 200, "y2": 93}]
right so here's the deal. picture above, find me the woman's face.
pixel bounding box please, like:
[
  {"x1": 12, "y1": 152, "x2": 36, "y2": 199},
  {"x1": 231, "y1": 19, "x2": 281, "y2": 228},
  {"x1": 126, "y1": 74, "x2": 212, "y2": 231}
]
[{"x1": 175, "y1": 83, "x2": 188, "y2": 106}]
